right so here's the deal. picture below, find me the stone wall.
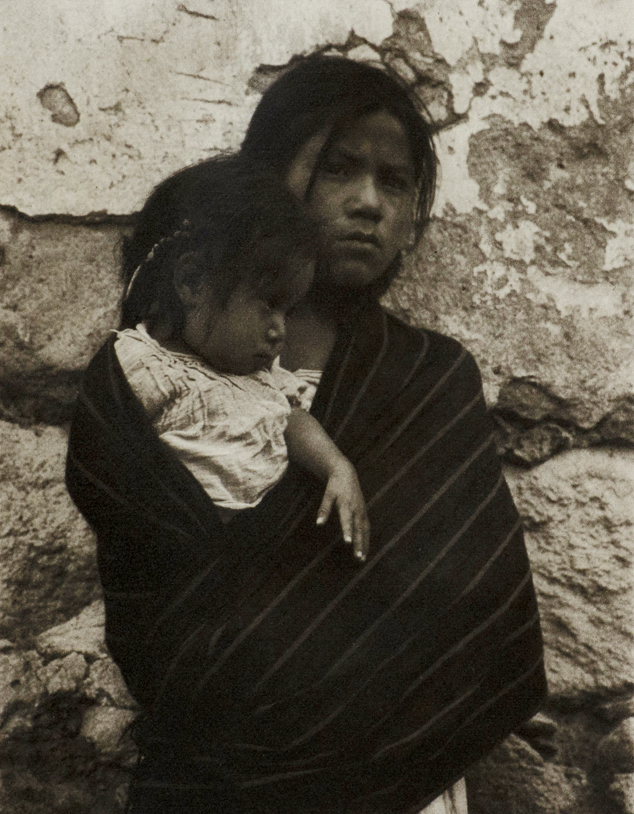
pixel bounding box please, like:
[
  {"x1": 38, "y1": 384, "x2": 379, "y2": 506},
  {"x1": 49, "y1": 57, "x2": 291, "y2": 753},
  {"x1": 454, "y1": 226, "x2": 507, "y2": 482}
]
[{"x1": 1, "y1": 1, "x2": 632, "y2": 811}]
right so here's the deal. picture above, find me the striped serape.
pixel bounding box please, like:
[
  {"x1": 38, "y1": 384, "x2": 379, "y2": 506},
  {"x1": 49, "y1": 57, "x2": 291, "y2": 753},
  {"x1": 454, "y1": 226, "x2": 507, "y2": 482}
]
[{"x1": 66, "y1": 302, "x2": 547, "y2": 814}]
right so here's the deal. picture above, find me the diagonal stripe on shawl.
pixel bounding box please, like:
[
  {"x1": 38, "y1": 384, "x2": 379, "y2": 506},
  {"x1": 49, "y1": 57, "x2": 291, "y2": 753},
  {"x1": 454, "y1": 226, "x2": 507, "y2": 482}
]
[{"x1": 66, "y1": 302, "x2": 546, "y2": 814}]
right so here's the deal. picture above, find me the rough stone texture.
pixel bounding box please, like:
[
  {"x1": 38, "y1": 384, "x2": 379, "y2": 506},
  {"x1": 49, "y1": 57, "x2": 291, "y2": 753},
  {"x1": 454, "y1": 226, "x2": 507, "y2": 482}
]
[
  {"x1": 466, "y1": 449, "x2": 634, "y2": 813},
  {"x1": 0, "y1": 0, "x2": 633, "y2": 812},
  {"x1": 467, "y1": 732, "x2": 592, "y2": 814},
  {"x1": 0, "y1": 421, "x2": 99, "y2": 640},
  {"x1": 504, "y1": 450, "x2": 634, "y2": 699},
  {"x1": 0, "y1": 210, "x2": 125, "y2": 424},
  {"x1": 470, "y1": 703, "x2": 634, "y2": 814},
  {"x1": 600, "y1": 698, "x2": 634, "y2": 725},
  {"x1": 383, "y1": 1, "x2": 634, "y2": 456},
  {"x1": 610, "y1": 774, "x2": 634, "y2": 814},
  {"x1": 36, "y1": 600, "x2": 108, "y2": 661},
  {"x1": 0, "y1": 653, "x2": 137, "y2": 814},
  {"x1": 597, "y1": 719, "x2": 634, "y2": 775},
  {"x1": 0, "y1": 604, "x2": 137, "y2": 813}
]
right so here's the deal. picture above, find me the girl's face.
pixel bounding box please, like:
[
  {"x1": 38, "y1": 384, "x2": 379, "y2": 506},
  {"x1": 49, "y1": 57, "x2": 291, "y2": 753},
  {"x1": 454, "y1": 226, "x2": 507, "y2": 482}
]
[
  {"x1": 287, "y1": 110, "x2": 417, "y2": 289},
  {"x1": 181, "y1": 260, "x2": 314, "y2": 375}
]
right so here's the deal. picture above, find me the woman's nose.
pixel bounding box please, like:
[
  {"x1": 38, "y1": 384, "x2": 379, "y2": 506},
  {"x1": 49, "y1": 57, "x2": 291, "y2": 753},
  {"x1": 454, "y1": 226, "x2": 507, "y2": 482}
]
[{"x1": 349, "y1": 174, "x2": 382, "y2": 221}]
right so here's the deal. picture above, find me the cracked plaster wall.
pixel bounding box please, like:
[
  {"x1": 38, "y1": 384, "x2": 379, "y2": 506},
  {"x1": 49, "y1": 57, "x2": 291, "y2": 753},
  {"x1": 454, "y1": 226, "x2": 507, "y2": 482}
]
[{"x1": 0, "y1": 1, "x2": 633, "y2": 813}]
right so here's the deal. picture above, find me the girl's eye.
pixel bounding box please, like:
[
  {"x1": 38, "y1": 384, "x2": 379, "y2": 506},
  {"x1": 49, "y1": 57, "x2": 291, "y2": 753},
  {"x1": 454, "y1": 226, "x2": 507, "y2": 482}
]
[
  {"x1": 265, "y1": 293, "x2": 284, "y2": 308},
  {"x1": 262, "y1": 296, "x2": 287, "y2": 314}
]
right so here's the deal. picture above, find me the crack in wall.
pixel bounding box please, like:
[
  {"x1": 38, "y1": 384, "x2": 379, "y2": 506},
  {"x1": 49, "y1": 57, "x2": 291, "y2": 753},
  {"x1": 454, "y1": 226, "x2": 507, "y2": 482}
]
[
  {"x1": 176, "y1": 4, "x2": 218, "y2": 21},
  {"x1": 494, "y1": 411, "x2": 634, "y2": 468},
  {"x1": 247, "y1": 14, "x2": 464, "y2": 132},
  {"x1": 0, "y1": 205, "x2": 135, "y2": 227},
  {"x1": 0, "y1": 371, "x2": 84, "y2": 427},
  {"x1": 175, "y1": 71, "x2": 230, "y2": 86},
  {"x1": 493, "y1": 380, "x2": 634, "y2": 466}
]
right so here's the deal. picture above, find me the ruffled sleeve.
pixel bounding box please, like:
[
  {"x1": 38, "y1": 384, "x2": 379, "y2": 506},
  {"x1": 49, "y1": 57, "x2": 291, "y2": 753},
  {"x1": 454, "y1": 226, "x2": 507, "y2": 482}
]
[{"x1": 269, "y1": 359, "x2": 322, "y2": 412}]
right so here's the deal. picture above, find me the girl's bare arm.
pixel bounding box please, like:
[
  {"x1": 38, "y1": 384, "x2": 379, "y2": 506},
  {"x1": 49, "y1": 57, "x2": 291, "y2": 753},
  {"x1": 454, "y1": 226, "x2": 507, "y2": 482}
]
[{"x1": 285, "y1": 408, "x2": 369, "y2": 561}]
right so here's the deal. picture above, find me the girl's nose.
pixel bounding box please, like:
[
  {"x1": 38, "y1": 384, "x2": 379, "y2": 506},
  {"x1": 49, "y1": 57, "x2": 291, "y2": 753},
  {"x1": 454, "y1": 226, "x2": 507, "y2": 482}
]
[{"x1": 267, "y1": 314, "x2": 286, "y2": 344}]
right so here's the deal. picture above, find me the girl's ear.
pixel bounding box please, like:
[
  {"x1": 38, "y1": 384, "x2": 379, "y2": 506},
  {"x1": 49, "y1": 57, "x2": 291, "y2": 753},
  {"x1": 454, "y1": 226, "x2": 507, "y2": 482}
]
[{"x1": 173, "y1": 252, "x2": 206, "y2": 310}]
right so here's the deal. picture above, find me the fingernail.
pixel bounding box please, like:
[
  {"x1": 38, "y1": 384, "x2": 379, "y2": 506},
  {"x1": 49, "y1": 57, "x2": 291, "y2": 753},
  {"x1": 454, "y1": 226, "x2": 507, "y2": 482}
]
[
  {"x1": 316, "y1": 516, "x2": 325, "y2": 525},
  {"x1": 344, "y1": 535, "x2": 352, "y2": 543},
  {"x1": 355, "y1": 550, "x2": 366, "y2": 561}
]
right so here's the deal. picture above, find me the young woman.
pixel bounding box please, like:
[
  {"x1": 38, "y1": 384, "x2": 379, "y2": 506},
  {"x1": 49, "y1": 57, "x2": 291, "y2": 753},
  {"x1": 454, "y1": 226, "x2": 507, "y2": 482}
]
[{"x1": 66, "y1": 56, "x2": 546, "y2": 814}]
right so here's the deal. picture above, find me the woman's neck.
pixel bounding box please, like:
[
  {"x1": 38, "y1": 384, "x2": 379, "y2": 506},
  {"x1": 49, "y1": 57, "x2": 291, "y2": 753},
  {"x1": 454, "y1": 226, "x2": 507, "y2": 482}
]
[{"x1": 280, "y1": 294, "x2": 337, "y2": 372}]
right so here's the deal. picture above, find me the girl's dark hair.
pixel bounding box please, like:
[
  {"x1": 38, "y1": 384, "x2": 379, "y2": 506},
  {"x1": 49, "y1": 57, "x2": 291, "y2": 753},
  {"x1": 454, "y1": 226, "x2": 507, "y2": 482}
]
[
  {"x1": 120, "y1": 154, "x2": 319, "y2": 335},
  {"x1": 241, "y1": 55, "x2": 437, "y2": 296}
]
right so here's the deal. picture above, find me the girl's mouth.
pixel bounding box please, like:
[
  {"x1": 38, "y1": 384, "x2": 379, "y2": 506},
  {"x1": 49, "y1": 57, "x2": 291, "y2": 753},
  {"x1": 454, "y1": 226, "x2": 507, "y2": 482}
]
[{"x1": 254, "y1": 352, "x2": 275, "y2": 368}]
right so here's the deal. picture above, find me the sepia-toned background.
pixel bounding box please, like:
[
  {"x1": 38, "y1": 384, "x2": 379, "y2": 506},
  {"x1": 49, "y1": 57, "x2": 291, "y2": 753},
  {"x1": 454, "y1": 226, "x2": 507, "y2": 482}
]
[{"x1": 0, "y1": 1, "x2": 632, "y2": 811}]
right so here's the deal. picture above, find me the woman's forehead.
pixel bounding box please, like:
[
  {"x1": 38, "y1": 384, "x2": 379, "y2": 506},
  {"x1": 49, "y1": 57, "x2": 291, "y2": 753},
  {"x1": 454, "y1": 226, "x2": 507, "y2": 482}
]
[
  {"x1": 286, "y1": 109, "x2": 415, "y2": 199},
  {"x1": 328, "y1": 111, "x2": 415, "y2": 170}
]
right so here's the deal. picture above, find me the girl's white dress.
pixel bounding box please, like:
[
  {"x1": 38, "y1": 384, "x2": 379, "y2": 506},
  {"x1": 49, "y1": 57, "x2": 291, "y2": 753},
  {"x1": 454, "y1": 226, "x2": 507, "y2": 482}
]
[{"x1": 114, "y1": 324, "x2": 320, "y2": 511}]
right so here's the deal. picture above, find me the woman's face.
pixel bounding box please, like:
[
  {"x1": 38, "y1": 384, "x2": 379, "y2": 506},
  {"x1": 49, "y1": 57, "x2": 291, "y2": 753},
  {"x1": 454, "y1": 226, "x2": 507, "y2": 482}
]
[{"x1": 287, "y1": 110, "x2": 416, "y2": 289}]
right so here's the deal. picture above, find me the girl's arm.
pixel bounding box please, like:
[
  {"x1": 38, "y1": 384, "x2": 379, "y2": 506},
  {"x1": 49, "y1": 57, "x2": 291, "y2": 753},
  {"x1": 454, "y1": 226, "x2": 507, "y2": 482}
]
[{"x1": 285, "y1": 408, "x2": 370, "y2": 561}]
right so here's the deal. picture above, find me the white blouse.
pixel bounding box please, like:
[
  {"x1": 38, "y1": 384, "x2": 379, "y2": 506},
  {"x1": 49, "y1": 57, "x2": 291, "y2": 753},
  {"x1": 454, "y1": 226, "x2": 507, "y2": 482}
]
[{"x1": 114, "y1": 325, "x2": 321, "y2": 511}]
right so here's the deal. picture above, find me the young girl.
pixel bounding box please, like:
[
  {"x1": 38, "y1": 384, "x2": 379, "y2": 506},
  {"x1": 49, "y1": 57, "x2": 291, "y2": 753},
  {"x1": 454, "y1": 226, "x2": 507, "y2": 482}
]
[{"x1": 116, "y1": 154, "x2": 369, "y2": 559}]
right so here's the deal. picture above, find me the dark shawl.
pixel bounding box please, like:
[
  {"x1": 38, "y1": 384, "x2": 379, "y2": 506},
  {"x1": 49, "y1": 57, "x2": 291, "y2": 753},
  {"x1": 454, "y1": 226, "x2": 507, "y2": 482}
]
[{"x1": 66, "y1": 302, "x2": 546, "y2": 814}]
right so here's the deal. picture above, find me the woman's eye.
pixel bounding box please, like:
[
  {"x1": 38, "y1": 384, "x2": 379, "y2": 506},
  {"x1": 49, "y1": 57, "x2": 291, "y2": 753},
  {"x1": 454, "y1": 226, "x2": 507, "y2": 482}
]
[
  {"x1": 381, "y1": 173, "x2": 410, "y2": 192},
  {"x1": 322, "y1": 158, "x2": 352, "y2": 177}
]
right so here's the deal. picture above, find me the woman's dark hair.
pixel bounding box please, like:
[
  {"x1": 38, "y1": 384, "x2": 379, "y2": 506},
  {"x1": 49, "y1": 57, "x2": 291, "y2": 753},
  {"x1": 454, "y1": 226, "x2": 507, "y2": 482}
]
[
  {"x1": 241, "y1": 55, "x2": 437, "y2": 296},
  {"x1": 120, "y1": 154, "x2": 319, "y2": 335}
]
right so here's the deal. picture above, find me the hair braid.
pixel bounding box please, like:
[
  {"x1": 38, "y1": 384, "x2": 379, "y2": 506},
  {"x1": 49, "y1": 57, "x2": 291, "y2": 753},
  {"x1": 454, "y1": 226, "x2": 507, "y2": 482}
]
[
  {"x1": 122, "y1": 220, "x2": 194, "y2": 336},
  {"x1": 124, "y1": 220, "x2": 191, "y2": 299}
]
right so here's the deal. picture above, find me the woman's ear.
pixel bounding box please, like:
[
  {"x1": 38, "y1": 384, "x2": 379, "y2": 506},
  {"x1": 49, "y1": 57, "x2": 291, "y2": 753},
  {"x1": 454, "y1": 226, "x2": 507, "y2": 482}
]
[{"x1": 173, "y1": 252, "x2": 206, "y2": 310}]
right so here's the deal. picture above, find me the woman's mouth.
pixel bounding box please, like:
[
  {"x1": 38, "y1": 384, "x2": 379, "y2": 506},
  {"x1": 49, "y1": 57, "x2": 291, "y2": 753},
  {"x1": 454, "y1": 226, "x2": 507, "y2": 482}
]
[{"x1": 337, "y1": 232, "x2": 382, "y2": 253}]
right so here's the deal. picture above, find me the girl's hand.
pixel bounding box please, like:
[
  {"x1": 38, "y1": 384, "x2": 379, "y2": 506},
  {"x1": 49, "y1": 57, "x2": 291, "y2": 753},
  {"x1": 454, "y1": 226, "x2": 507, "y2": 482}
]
[{"x1": 316, "y1": 458, "x2": 370, "y2": 562}]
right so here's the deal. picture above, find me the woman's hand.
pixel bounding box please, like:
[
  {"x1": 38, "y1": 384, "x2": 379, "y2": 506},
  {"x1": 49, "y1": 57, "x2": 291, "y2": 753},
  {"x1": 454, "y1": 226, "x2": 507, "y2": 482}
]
[{"x1": 316, "y1": 458, "x2": 370, "y2": 562}]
